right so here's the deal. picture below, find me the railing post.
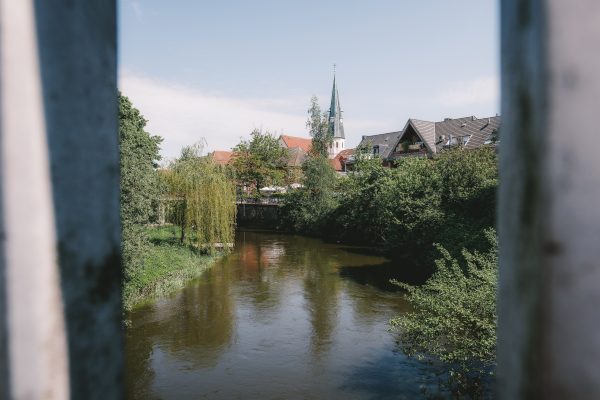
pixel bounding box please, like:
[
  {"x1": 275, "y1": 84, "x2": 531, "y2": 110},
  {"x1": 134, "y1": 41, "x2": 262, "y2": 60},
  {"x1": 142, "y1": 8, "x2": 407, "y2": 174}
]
[
  {"x1": 499, "y1": 0, "x2": 600, "y2": 398},
  {"x1": 0, "y1": 0, "x2": 121, "y2": 398}
]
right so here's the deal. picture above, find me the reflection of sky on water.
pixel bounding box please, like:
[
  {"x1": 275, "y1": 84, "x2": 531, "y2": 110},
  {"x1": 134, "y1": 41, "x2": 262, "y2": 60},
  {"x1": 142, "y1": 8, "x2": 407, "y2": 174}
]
[{"x1": 126, "y1": 231, "x2": 448, "y2": 399}]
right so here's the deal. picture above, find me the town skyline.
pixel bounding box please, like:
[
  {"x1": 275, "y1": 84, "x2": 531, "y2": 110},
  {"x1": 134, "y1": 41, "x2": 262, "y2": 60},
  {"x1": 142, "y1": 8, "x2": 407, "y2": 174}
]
[{"x1": 119, "y1": 0, "x2": 499, "y2": 160}]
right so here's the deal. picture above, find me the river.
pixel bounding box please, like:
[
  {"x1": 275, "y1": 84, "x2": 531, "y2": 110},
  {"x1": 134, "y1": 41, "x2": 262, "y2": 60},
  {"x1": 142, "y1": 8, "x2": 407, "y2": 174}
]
[{"x1": 125, "y1": 231, "x2": 446, "y2": 399}]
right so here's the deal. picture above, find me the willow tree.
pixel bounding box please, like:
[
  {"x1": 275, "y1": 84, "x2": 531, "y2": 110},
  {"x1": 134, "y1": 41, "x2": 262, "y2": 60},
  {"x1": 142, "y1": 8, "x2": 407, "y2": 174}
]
[{"x1": 162, "y1": 143, "x2": 237, "y2": 253}]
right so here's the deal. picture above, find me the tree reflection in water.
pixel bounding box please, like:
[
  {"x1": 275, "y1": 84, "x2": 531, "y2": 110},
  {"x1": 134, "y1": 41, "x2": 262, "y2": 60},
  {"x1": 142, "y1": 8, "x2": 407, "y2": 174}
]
[{"x1": 126, "y1": 231, "x2": 434, "y2": 400}]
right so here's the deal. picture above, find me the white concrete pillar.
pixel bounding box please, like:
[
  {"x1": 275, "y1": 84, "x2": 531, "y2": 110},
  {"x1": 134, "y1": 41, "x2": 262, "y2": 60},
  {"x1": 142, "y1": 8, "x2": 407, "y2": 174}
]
[
  {"x1": 499, "y1": 0, "x2": 600, "y2": 398},
  {"x1": 0, "y1": 1, "x2": 69, "y2": 398},
  {"x1": 0, "y1": 0, "x2": 121, "y2": 398}
]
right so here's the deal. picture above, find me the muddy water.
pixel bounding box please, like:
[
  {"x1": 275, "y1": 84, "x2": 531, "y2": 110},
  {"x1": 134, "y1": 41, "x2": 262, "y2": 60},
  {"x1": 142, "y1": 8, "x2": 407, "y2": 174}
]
[{"x1": 125, "y1": 231, "x2": 443, "y2": 399}]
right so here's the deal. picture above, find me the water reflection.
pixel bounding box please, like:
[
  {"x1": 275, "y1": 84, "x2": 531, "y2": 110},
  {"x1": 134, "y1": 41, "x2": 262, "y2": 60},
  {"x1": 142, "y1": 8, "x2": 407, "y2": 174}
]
[{"x1": 126, "y1": 231, "x2": 439, "y2": 399}]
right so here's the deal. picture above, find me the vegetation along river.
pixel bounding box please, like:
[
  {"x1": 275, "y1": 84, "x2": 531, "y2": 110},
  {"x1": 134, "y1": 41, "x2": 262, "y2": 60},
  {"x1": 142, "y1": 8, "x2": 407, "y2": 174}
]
[{"x1": 125, "y1": 231, "x2": 446, "y2": 399}]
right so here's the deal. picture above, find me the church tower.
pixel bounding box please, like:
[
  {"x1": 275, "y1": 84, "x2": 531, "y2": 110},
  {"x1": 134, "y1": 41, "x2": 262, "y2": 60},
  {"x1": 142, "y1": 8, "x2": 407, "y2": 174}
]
[{"x1": 327, "y1": 71, "x2": 345, "y2": 158}]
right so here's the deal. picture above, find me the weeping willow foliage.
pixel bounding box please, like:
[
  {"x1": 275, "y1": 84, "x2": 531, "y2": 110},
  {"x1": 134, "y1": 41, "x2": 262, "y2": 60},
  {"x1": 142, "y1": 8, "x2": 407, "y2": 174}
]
[{"x1": 161, "y1": 154, "x2": 237, "y2": 253}]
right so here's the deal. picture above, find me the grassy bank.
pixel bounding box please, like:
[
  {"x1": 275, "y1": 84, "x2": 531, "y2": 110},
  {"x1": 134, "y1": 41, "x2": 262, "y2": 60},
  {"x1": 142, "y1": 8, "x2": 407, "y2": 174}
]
[{"x1": 123, "y1": 225, "x2": 220, "y2": 310}]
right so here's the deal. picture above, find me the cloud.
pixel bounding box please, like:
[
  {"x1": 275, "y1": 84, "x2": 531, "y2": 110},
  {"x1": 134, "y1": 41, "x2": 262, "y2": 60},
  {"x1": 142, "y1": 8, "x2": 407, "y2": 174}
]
[
  {"x1": 118, "y1": 70, "x2": 308, "y2": 160},
  {"x1": 435, "y1": 77, "x2": 499, "y2": 108}
]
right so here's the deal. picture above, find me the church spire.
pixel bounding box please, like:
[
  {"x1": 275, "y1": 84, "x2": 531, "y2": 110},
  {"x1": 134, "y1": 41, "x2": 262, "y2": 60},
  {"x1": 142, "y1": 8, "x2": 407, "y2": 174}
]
[{"x1": 328, "y1": 67, "x2": 345, "y2": 139}]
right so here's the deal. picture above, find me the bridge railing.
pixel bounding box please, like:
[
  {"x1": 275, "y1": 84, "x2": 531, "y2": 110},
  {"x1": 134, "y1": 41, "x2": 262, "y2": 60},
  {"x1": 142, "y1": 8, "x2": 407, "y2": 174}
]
[{"x1": 236, "y1": 197, "x2": 281, "y2": 205}]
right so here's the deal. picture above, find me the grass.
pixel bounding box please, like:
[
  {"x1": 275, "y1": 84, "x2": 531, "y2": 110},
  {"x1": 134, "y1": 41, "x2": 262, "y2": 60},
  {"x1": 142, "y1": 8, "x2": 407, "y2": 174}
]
[{"x1": 123, "y1": 225, "x2": 221, "y2": 310}]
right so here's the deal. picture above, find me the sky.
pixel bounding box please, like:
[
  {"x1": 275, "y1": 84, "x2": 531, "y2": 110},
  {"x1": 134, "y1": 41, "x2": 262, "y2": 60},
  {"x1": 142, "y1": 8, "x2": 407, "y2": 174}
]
[{"x1": 118, "y1": 0, "x2": 499, "y2": 160}]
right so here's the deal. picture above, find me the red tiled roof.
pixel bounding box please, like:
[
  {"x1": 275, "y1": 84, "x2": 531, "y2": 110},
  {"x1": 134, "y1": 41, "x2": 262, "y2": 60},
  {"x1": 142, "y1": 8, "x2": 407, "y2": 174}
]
[
  {"x1": 330, "y1": 149, "x2": 354, "y2": 171},
  {"x1": 211, "y1": 150, "x2": 233, "y2": 165},
  {"x1": 336, "y1": 149, "x2": 354, "y2": 159},
  {"x1": 279, "y1": 135, "x2": 312, "y2": 153}
]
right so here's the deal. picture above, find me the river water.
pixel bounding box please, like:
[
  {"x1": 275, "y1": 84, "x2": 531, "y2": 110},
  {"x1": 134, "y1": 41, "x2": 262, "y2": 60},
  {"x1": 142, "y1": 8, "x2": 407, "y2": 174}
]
[{"x1": 125, "y1": 231, "x2": 445, "y2": 399}]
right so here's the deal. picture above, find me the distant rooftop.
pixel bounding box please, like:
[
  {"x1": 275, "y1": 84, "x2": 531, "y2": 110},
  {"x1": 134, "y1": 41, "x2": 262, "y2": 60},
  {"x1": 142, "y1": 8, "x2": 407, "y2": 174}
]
[
  {"x1": 356, "y1": 131, "x2": 403, "y2": 159},
  {"x1": 279, "y1": 135, "x2": 313, "y2": 153},
  {"x1": 210, "y1": 150, "x2": 234, "y2": 165}
]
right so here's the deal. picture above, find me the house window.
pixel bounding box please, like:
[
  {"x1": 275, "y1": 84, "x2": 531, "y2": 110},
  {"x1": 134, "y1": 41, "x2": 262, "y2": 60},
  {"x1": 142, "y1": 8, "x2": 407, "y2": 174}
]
[
  {"x1": 446, "y1": 136, "x2": 458, "y2": 146},
  {"x1": 462, "y1": 135, "x2": 471, "y2": 145},
  {"x1": 336, "y1": 142, "x2": 338, "y2": 148},
  {"x1": 373, "y1": 145, "x2": 379, "y2": 155}
]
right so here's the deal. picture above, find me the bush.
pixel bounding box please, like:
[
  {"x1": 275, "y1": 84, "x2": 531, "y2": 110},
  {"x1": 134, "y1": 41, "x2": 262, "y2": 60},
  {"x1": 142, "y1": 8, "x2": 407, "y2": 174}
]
[{"x1": 390, "y1": 229, "x2": 498, "y2": 396}]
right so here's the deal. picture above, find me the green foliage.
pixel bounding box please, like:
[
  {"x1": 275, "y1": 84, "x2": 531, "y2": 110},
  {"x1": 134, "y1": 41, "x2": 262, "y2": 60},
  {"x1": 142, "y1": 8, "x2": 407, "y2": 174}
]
[
  {"x1": 306, "y1": 96, "x2": 332, "y2": 157},
  {"x1": 281, "y1": 146, "x2": 498, "y2": 268},
  {"x1": 161, "y1": 143, "x2": 237, "y2": 253},
  {"x1": 280, "y1": 154, "x2": 338, "y2": 233},
  {"x1": 333, "y1": 157, "x2": 397, "y2": 243},
  {"x1": 390, "y1": 229, "x2": 498, "y2": 395},
  {"x1": 232, "y1": 129, "x2": 289, "y2": 196},
  {"x1": 122, "y1": 226, "x2": 217, "y2": 310},
  {"x1": 119, "y1": 93, "x2": 162, "y2": 284}
]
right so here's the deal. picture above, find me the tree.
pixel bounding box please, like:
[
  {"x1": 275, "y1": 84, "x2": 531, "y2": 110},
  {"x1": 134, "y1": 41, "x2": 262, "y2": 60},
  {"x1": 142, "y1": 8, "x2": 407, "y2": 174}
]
[
  {"x1": 232, "y1": 129, "x2": 289, "y2": 196},
  {"x1": 280, "y1": 153, "x2": 338, "y2": 233},
  {"x1": 391, "y1": 229, "x2": 498, "y2": 396},
  {"x1": 306, "y1": 96, "x2": 332, "y2": 157},
  {"x1": 279, "y1": 96, "x2": 339, "y2": 232},
  {"x1": 119, "y1": 93, "x2": 162, "y2": 284},
  {"x1": 161, "y1": 143, "x2": 237, "y2": 252}
]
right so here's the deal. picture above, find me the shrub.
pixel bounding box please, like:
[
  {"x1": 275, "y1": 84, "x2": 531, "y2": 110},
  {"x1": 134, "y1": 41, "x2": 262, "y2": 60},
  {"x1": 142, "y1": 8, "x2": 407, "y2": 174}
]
[{"x1": 391, "y1": 229, "x2": 498, "y2": 396}]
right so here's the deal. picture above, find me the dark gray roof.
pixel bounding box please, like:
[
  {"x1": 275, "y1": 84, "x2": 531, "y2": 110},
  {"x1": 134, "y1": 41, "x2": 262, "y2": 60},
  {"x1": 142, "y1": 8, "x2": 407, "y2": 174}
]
[
  {"x1": 357, "y1": 131, "x2": 402, "y2": 159},
  {"x1": 408, "y1": 119, "x2": 436, "y2": 152},
  {"x1": 434, "y1": 116, "x2": 500, "y2": 150},
  {"x1": 392, "y1": 115, "x2": 501, "y2": 156}
]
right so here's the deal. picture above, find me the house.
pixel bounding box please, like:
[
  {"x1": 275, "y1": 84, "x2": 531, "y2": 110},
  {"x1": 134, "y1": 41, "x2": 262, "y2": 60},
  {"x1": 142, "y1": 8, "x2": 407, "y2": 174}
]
[
  {"x1": 347, "y1": 131, "x2": 403, "y2": 168},
  {"x1": 285, "y1": 146, "x2": 308, "y2": 183},
  {"x1": 330, "y1": 148, "x2": 354, "y2": 172},
  {"x1": 279, "y1": 134, "x2": 312, "y2": 153},
  {"x1": 210, "y1": 150, "x2": 234, "y2": 166},
  {"x1": 387, "y1": 115, "x2": 501, "y2": 162},
  {"x1": 278, "y1": 134, "x2": 311, "y2": 180}
]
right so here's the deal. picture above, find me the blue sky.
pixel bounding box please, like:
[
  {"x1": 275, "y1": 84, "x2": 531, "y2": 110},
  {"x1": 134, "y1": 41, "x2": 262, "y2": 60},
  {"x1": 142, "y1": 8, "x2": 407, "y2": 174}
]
[{"x1": 119, "y1": 0, "x2": 499, "y2": 160}]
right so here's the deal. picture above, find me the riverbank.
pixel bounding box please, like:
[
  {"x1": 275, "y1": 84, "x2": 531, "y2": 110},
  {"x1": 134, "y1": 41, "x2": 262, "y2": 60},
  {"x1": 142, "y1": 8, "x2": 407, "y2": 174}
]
[{"x1": 122, "y1": 225, "x2": 221, "y2": 310}]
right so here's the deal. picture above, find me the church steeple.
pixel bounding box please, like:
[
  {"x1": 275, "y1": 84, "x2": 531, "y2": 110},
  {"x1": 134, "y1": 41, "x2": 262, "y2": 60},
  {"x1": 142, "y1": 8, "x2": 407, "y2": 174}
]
[
  {"x1": 328, "y1": 68, "x2": 345, "y2": 139},
  {"x1": 327, "y1": 66, "x2": 346, "y2": 159}
]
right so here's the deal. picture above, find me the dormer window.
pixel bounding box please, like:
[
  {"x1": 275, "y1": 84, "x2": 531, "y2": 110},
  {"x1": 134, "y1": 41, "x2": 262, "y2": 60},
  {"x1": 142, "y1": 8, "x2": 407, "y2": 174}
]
[{"x1": 373, "y1": 145, "x2": 380, "y2": 155}]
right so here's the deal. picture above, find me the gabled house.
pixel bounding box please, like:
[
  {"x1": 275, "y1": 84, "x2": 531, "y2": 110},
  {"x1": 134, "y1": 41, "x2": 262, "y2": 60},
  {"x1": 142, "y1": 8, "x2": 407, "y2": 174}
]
[
  {"x1": 278, "y1": 134, "x2": 312, "y2": 184},
  {"x1": 387, "y1": 115, "x2": 501, "y2": 162},
  {"x1": 279, "y1": 134, "x2": 312, "y2": 154},
  {"x1": 348, "y1": 131, "x2": 402, "y2": 168}
]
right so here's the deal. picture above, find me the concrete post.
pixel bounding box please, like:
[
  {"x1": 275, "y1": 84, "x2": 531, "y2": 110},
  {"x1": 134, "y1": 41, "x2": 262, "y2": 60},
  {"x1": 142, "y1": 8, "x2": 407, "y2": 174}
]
[
  {"x1": 499, "y1": 0, "x2": 600, "y2": 398},
  {"x1": 0, "y1": 1, "x2": 70, "y2": 398},
  {"x1": 0, "y1": 0, "x2": 121, "y2": 398}
]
